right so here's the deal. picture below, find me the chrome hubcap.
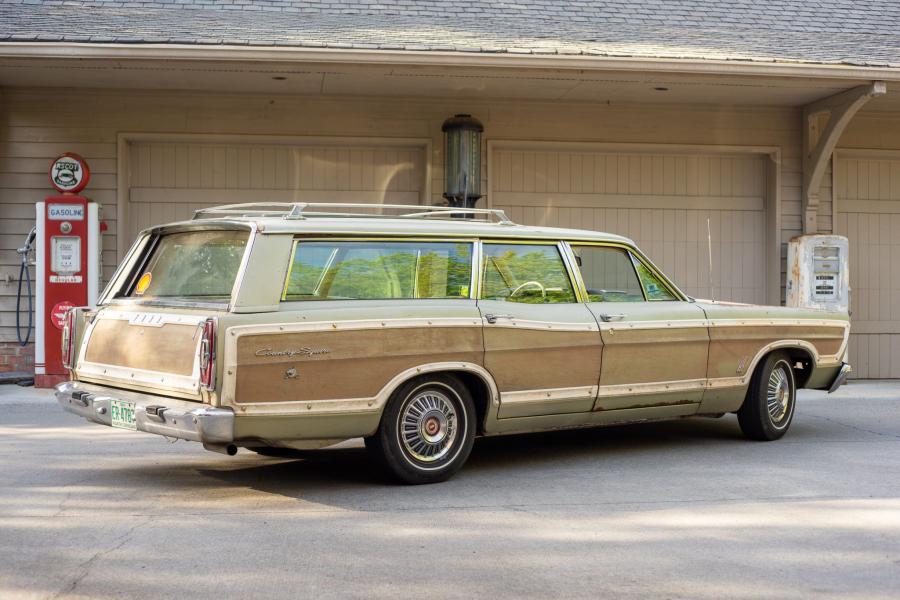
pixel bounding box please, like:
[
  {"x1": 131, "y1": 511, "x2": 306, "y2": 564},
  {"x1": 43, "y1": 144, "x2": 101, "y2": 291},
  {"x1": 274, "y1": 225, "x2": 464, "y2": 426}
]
[
  {"x1": 767, "y1": 365, "x2": 791, "y2": 424},
  {"x1": 400, "y1": 390, "x2": 458, "y2": 463}
]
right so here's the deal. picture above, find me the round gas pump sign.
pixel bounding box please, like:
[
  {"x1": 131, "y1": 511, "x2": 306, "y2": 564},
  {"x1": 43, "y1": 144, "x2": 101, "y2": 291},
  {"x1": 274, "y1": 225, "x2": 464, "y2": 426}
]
[
  {"x1": 50, "y1": 301, "x2": 75, "y2": 330},
  {"x1": 48, "y1": 153, "x2": 90, "y2": 194}
]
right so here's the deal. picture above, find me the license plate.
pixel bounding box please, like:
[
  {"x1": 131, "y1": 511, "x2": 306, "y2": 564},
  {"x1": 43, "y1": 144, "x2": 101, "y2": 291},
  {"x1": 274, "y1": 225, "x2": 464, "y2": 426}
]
[{"x1": 110, "y1": 399, "x2": 137, "y2": 430}]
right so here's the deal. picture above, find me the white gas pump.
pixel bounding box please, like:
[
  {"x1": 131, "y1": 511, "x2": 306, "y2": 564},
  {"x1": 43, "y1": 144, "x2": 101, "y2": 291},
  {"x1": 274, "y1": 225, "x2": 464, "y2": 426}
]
[{"x1": 786, "y1": 234, "x2": 850, "y2": 313}]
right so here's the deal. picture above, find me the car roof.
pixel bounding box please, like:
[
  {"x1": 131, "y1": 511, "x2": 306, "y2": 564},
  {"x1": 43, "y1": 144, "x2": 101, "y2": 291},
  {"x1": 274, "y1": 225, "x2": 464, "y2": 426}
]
[{"x1": 175, "y1": 215, "x2": 636, "y2": 245}]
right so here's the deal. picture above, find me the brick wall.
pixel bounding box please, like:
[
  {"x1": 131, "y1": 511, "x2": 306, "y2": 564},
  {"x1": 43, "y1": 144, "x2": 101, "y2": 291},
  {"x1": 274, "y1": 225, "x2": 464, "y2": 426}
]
[{"x1": 0, "y1": 342, "x2": 34, "y2": 373}]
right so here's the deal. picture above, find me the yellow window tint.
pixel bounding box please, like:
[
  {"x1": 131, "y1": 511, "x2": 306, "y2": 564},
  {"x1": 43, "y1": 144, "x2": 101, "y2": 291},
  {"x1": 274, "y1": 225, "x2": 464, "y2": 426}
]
[
  {"x1": 572, "y1": 245, "x2": 644, "y2": 302},
  {"x1": 481, "y1": 244, "x2": 576, "y2": 304}
]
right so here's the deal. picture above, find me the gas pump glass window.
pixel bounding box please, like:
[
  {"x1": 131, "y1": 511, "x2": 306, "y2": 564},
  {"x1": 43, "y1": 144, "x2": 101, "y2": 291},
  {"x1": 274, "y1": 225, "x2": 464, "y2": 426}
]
[{"x1": 125, "y1": 230, "x2": 248, "y2": 300}]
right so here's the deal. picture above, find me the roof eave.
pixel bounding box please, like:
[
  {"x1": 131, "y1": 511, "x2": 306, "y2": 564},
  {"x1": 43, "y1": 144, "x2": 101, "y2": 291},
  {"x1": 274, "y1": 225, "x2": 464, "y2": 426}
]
[{"x1": 2, "y1": 42, "x2": 900, "y2": 81}]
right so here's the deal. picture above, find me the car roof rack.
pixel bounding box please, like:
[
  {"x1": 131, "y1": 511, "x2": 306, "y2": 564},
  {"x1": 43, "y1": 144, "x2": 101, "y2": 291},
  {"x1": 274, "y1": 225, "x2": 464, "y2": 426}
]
[{"x1": 192, "y1": 202, "x2": 516, "y2": 225}]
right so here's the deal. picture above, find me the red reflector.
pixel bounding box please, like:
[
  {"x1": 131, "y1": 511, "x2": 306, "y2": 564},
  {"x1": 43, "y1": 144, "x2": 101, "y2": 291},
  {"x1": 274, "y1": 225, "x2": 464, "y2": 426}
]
[
  {"x1": 61, "y1": 308, "x2": 76, "y2": 369},
  {"x1": 199, "y1": 318, "x2": 216, "y2": 390}
]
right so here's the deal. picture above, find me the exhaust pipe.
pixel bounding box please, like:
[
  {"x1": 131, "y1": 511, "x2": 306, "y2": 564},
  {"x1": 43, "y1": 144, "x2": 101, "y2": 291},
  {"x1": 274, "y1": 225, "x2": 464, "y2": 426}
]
[{"x1": 203, "y1": 443, "x2": 238, "y2": 456}]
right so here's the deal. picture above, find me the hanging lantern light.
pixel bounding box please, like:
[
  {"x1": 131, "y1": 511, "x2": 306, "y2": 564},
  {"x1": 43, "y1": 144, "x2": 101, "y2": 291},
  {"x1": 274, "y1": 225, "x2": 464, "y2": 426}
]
[{"x1": 441, "y1": 114, "x2": 483, "y2": 210}]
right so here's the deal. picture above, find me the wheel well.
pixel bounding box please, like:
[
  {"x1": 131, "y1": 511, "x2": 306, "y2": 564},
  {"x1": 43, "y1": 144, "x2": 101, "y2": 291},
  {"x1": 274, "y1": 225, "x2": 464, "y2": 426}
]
[
  {"x1": 784, "y1": 347, "x2": 815, "y2": 388},
  {"x1": 756, "y1": 347, "x2": 814, "y2": 389},
  {"x1": 443, "y1": 370, "x2": 492, "y2": 435}
]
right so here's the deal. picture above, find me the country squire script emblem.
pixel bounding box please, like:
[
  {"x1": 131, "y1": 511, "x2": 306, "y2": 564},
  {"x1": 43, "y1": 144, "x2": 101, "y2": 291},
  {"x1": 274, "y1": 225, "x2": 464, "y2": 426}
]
[{"x1": 255, "y1": 347, "x2": 330, "y2": 358}]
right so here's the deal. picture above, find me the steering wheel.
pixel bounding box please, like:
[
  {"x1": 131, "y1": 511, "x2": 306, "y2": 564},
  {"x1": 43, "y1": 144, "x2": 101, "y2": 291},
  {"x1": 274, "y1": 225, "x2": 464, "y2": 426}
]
[{"x1": 510, "y1": 280, "x2": 546, "y2": 298}]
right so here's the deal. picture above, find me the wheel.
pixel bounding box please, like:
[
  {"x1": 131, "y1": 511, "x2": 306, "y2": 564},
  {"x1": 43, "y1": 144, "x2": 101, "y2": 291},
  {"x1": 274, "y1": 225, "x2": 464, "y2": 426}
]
[
  {"x1": 365, "y1": 374, "x2": 476, "y2": 484},
  {"x1": 737, "y1": 351, "x2": 797, "y2": 441}
]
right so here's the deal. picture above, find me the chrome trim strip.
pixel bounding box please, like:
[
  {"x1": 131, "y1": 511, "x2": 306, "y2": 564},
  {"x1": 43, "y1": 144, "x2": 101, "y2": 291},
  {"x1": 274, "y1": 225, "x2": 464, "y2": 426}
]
[
  {"x1": 481, "y1": 318, "x2": 599, "y2": 332},
  {"x1": 602, "y1": 319, "x2": 709, "y2": 331},
  {"x1": 229, "y1": 317, "x2": 482, "y2": 338},
  {"x1": 707, "y1": 318, "x2": 850, "y2": 329},
  {"x1": 501, "y1": 385, "x2": 598, "y2": 405},
  {"x1": 595, "y1": 378, "x2": 707, "y2": 398}
]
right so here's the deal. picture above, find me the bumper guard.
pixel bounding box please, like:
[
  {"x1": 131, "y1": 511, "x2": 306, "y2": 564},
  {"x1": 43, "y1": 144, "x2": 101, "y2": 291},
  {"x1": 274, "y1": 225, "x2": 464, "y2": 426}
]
[{"x1": 827, "y1": 363, "x2": 852, "y2": 394}]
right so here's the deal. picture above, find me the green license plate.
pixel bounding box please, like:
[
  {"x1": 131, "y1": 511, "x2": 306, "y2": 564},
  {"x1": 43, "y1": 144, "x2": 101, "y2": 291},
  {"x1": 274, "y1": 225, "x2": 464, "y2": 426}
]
[{"x1": 110, "y1": 399, "x2": 137, "y2": 430}]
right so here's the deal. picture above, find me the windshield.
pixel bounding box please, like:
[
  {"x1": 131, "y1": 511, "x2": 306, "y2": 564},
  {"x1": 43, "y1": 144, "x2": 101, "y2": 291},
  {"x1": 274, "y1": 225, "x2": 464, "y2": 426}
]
[{"x1": 125, "y1": 229, "x2": 249, "y2": 301}]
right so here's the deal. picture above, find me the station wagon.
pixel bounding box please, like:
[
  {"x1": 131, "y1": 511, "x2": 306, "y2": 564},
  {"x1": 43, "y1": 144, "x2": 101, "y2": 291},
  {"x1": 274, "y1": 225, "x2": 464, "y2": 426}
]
[{"x1": 56, "y1": 203, "x2": 851, "y2": 484}]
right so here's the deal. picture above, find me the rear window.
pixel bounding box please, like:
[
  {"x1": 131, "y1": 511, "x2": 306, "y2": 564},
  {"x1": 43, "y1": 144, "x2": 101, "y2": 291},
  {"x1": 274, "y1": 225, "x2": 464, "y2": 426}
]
[
  {"x1": 125, "y1": 229, "x2": 249, "y2": 301},
  {"x1": 283, "y1": 240, "x2": 473, "y2": 301}
]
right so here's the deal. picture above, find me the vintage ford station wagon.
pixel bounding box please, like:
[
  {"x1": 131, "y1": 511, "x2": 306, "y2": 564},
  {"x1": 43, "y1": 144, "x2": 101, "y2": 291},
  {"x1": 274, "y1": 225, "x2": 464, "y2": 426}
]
[{"x1": 57, "y1": 203, "x2": 851, "y2": 484}]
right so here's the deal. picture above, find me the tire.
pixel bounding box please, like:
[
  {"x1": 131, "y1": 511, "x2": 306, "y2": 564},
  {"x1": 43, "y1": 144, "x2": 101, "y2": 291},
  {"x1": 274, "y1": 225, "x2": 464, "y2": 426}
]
[
  {"x1": 365, "y1": 374, "x2": 476, "y2": 485},
  {"x1": 737, "y1": 351, "x2": 797, "y2": 441}
]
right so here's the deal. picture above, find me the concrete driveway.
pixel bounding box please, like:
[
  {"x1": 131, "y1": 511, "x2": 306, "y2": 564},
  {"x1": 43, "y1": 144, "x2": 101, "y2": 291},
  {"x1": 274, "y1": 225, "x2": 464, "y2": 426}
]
[{"x1": 1, "y1": 382, "x2": 898, "y2": 599}]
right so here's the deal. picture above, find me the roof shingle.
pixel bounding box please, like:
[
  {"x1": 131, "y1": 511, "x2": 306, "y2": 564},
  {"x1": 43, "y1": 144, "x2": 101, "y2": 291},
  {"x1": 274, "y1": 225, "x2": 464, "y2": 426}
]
[{"x1": 1, "y1": 0, "x2": 899, "y2": 68}]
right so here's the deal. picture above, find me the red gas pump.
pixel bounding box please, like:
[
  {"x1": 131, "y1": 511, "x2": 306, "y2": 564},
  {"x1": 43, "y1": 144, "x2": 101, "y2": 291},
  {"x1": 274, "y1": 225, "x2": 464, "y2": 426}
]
[{"x1": 34, "y1": 153, "x2": 101, "y2": 388}]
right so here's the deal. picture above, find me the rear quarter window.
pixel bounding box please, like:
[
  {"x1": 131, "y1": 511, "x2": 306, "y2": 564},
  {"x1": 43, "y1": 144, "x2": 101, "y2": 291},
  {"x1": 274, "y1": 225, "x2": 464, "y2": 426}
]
[{"x1": 283, "y1": 240, "x2": 473, "y2": 301}]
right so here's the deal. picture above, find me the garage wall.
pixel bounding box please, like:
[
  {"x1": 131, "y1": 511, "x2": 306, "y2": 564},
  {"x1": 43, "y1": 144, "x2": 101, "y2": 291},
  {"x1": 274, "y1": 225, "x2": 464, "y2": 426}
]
[
  {"x1": 127, "y1": 140, "x2": 427, "y2": 243},
  {"x1": 490, "y1": 147, "x2": 768, "y2": 303},
  {"x1": 0, "y1": 87, "x2": 827, "y2": 347},
  {"x1": 834, "y1": 152, "x2": 900, "y2": 378}
]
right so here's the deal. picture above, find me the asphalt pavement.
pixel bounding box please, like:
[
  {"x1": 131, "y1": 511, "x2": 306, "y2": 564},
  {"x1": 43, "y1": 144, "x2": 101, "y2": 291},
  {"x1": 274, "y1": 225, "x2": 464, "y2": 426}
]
[{"x1": 1, "y1": 382, "x2": 898, "y2": 599}]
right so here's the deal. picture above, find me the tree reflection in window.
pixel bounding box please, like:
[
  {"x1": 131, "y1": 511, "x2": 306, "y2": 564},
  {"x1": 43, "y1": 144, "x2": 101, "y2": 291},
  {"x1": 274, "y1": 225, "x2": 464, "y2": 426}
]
[
  {"x1": 283, "y1": 241, "x2": 473, "y2": 301},
  {"x1": 481, "y1": 244, "x2": 576, "y2": 304}
]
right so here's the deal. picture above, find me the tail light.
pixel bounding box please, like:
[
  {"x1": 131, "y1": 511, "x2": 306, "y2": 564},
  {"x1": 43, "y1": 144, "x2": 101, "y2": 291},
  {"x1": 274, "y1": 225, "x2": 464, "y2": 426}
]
[
  {"x1": 199, "y1": 318, "x2": 216, "y2": 390},
  {"x1": 61, "y1": 308, "x2": 76, "y2": 369}
]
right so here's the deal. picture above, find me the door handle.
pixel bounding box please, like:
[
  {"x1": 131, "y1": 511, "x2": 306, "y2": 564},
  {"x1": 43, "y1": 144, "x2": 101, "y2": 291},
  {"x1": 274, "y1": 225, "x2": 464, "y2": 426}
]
[
  {"x1": 484, "y1": 313, "x2": 513, "y2": 324},
  {"x1": 598, "y1": 313, "x2": 626, "y2": 322}
]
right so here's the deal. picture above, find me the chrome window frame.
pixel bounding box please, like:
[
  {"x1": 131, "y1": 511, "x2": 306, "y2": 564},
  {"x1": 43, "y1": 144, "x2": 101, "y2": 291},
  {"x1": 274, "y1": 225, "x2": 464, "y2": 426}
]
[
  {"x1": 104, "y1": 222, "x2": 257, "y2": 312},
  {"x1": 562, "y1": 241, "x2": 687, "y2": 303},
  {"x1": 477, "y1": 239, "x2": 581, "y2": 304}
]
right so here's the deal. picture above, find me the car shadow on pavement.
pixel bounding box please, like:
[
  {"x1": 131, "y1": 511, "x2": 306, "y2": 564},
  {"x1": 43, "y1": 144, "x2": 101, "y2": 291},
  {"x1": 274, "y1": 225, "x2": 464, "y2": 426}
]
[{"x1": 196, "y1": 415, "x2": 749, "y2": 496}]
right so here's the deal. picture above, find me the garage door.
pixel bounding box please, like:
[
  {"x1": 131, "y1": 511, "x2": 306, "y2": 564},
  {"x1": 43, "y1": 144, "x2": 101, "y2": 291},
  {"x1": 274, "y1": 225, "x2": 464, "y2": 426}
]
[
  {"x1": 835, "y1": 154, "x2": 900, "y2": 379},
  {"x1": 126, "y1": 140, "x2": 427, "y2": 246},
  {"x1": 490, "y1": 148, "x2": 768, "y2": 304}
]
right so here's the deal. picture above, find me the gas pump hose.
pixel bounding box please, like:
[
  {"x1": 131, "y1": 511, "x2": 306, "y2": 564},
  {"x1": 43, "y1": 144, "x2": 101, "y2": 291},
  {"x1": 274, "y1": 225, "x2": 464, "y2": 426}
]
[{"x1": 16, "y1": 228, "x2": 35, "y2": 347}]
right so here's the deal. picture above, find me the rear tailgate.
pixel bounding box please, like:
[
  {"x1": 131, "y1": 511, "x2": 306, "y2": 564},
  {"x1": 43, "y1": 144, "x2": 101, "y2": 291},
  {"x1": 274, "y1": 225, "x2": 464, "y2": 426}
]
[{"x1": 76, "y1": 309, "x2": 210, "y2": 400}]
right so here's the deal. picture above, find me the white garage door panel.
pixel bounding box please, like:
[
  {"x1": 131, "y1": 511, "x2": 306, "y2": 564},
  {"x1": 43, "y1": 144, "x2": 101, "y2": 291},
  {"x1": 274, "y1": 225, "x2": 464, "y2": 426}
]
[
  {"x1": 128, "y1": 141, "x2": 425, "y2": 243},
  {"x1": 491, "y1": 150, "x2": 767, "y2": 304},
  {"x1": 836, "y1": 155, "x2": 900, "y2": 379}
]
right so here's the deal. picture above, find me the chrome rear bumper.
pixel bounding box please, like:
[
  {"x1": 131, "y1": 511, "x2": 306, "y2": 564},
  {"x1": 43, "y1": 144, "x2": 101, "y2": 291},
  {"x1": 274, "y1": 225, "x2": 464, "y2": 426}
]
[
  {"x1": 827, "y1": 363, "x2": 852, "y2": 394},
  {"x1": 55, "y1": 381, "x2": 234, "y2": 444}
]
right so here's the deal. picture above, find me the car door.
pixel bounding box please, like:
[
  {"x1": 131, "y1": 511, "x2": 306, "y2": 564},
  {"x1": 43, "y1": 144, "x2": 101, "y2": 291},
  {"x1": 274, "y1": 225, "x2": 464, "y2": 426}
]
[
  {"x1": 478, "y1": 240, "x2": 603, "y2": 419},
  {"x1": 567, "y1": 243, "x2": 709, "y2": 412}
]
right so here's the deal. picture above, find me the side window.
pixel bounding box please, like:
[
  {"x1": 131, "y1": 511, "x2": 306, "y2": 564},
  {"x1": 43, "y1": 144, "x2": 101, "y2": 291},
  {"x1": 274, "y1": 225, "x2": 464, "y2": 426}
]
[
  {"x1": 632, "y1": 257, "x2": 678, "y2": 301},
  {"x1": 283, "y1": 240, "x2": 472, "y2": 301},
  {"x1": 571, "y1": 245, "x2": 645, "y2": 302},
  {"x1": 481, "y1": 243, "x2": 576, "y2": 304}
]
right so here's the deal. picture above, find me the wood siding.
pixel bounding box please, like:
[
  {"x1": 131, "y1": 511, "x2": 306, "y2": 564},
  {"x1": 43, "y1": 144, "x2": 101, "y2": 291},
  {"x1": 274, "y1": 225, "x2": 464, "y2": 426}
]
[
  {"x1": 128, "y1": 141, "x2": 426, "y2": 244},
  {"x1": 0, "y1": 88, "x2": 836, "y2": 345},
  {"x1": 491, "y1": 149, "x2": 767, "y2": 303},
  {"x1": 835, "y1": 154, "x2": 900, "y2": 378}
]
